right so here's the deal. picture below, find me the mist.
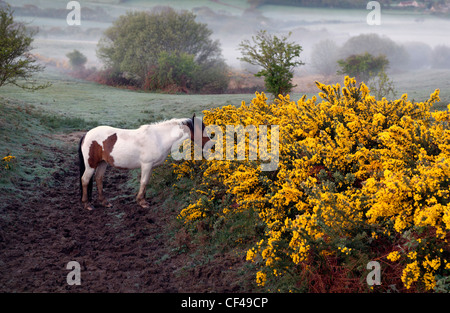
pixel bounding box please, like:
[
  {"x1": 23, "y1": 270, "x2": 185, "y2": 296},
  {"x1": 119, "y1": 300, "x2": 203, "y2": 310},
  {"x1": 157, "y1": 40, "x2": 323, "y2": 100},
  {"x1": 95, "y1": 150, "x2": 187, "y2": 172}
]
[{"x1": 7, "y1": 0, "x2": 450, "y2": 96}]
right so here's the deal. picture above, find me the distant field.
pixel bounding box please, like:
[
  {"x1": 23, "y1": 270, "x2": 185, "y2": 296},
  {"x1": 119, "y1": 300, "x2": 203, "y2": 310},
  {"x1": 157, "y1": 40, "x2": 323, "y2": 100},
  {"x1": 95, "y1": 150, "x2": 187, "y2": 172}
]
[
  {"x1": 391, "y1": 69, "x2": 450, "y2": 110},
  {"x1": 10, "y1": 0, "x2": 251, "y2": 17},
  {"x1": 1, "y1": 67, "x2": 448, "y2": 129},
  {"x1": 0, "y1": 68, "x2": 258, "y2": 128}
]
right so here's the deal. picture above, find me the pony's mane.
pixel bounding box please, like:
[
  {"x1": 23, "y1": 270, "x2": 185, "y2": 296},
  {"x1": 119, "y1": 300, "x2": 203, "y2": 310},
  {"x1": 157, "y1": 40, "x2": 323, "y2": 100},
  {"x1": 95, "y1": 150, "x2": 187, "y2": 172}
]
[{"x1": 141, "y1": 118, "x2": 190, "y2": 128}]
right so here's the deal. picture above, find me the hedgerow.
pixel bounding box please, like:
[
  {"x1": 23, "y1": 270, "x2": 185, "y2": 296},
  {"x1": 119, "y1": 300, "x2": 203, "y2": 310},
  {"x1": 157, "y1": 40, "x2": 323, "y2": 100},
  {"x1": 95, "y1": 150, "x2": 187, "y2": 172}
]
[{"x1": 172, "y1": 77, "x2": 450, "y2": 292}]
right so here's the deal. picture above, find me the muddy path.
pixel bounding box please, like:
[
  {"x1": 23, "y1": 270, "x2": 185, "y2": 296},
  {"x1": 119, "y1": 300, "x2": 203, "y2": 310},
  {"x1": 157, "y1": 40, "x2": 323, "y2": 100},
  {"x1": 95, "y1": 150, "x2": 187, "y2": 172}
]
[{"x1": 0, "y1": 134, "x2": 246, "y2": 292}]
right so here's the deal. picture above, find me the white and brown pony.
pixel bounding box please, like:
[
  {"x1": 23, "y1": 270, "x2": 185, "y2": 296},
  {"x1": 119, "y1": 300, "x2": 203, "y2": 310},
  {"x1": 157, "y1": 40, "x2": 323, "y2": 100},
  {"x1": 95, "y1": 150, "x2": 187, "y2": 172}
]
[{"x1": 78, "y1": 114, "x2": 209, "y2": 210}]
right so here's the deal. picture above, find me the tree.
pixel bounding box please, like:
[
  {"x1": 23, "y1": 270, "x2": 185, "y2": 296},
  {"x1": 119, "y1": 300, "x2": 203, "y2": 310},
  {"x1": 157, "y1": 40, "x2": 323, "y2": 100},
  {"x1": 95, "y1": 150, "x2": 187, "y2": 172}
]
[
  {"x1": 403, "y1": 42, "x2": 433, "y2": 70},
  {"x1": 238, "y1": 30, "x2": 304, "y2": 97},
  {"x1": 0, "y1": 4, "x2": 49, "y2": 90},
  {"x1": 145, "y1": 51, "x2": 198, "y2": 92},
  {"x1": 368, "y1": 69, "x2": 396, "y2": 100},
  {"x1": 339, "y1": 33, "x2": 408, "y2": 72},
  {"x1": 432, "y1": 45, "x2": 450, "y2": 69},
  {"x1": 311, "y1": 39, "x2": 340, "y2": 76},
  {"x1": 97, "y1": 7, "x2": 228, "y2": 93},
  {"x1": 337, "y1": 52, "x2": 389, "y2": 83},
  {"x1": 66, "y1": 49, "x2": 87, "y2": 70}
]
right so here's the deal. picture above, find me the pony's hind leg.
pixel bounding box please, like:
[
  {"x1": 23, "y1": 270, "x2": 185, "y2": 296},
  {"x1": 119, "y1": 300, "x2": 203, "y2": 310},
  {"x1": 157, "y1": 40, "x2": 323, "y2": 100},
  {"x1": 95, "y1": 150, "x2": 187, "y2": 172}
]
[
  {"x1": 81, "y1": 167, "x2": 96, "y2": 211},
  {"x1": 136, "y1": 163, "x2": 152, "y2": 208},
  {"x1": 95, "y1": 161, "x2": 112, "y2": 208}
]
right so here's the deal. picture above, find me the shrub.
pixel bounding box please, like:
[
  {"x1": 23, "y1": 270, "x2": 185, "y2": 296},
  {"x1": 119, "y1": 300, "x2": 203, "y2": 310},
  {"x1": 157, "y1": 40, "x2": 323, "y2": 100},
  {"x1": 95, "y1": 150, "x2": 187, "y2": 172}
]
[
  {"x1": 1, "y1": 155, "x2": 16, "y2": 171},
  {"x1": 97, "y1": 8, "x2": 228, "y2": 93},
  {"x1": 337, "y1": 52, "x2": 389, "y2": 83},
  {"x1": 310, "y1": 39, "x2": 340, "y2": 76},
  {"x1": 145, "y1": 52, "x2": 198, "y2": 93},
  {"x1": 432, "y1": 45, "x2": 450, "y2": 69},
  {"x1": 86, "y1": 68, "x2": 139, "y2": 88},
  {"x1": 173, "y1": 77, "x2": 449, "y2": 292},
  {"x1": 66, "y1": 49, "x2": 87, "y2": 70},
  {"x1": 403, "y1": 42, "x2": 433, "y2": 70}
]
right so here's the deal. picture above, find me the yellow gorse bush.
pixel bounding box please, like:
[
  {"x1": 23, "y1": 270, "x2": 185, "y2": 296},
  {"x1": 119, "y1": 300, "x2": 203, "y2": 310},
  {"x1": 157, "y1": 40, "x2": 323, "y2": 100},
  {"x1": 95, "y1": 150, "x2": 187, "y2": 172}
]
[
  {"x1": 173, "y1": 77, "x2": 449, "y2": 292},
  {"x1": 1, "y1": 155, "x2": 16, "y2": 171}
]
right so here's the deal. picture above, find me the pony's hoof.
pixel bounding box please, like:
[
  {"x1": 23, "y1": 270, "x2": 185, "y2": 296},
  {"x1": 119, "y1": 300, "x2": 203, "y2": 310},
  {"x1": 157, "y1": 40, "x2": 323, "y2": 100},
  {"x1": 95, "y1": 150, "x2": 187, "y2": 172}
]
[
  {"x1": 138, "y1": 200, "x2": 150, "y2": 209},
  {"x1": 83, "y1": 203, "x2": 95, "y2": 211},
  {"x1": 101, "y1": 200, "x2": 113, "y2": 208}
]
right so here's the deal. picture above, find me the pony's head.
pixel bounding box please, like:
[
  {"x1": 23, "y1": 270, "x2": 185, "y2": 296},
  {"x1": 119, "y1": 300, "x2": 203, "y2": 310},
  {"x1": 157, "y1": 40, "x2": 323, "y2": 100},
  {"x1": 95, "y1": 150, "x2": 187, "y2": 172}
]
[{"x1": 183, "y1": 113, "x2": 210, "y2": 148}]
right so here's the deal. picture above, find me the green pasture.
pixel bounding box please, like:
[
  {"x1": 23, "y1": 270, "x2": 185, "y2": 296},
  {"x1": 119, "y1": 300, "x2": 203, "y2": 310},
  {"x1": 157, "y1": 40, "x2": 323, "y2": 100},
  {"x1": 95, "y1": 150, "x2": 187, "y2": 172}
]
[
  {"x1": 2, "y1": 67, "x2": 448, "y2": 131},
  {"x1": 392, "y1": 69, "x2": 450, "y2": 111},
  {"x1": 0, "y1": 68, "x2": 256, "y2": 128}
]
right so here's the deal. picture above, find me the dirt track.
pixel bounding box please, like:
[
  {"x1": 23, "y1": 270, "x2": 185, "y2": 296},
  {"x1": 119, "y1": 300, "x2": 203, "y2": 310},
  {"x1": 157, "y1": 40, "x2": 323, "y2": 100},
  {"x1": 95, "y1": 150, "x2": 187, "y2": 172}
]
[{"x1": 0, "y1": 134, "x2": 245, "y2": 292}]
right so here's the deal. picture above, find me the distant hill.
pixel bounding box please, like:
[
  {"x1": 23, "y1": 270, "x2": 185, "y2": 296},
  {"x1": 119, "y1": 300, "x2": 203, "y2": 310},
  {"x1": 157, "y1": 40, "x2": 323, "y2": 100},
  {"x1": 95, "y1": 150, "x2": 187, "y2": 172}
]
[
  {"x1": 249, "y1": 0, "x2": 373, "y2": 9},
  {"x1": 249, "y1": 0, "x2": 450, "y2": 11}
]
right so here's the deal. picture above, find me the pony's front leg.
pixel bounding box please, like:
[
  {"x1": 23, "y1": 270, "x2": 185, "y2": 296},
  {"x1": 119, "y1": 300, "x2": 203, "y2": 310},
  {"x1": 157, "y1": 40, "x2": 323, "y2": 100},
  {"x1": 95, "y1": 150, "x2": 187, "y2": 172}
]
[{"x1": 136, "y1": 163, "x2": 152, "y2": 208}]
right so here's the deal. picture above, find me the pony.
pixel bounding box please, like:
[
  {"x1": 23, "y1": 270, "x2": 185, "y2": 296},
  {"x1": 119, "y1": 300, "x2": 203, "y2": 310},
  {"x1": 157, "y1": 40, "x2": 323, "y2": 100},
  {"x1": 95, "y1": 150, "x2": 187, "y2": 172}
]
[{"x1": 78, "y1": 114, "x2": 209, "y2": 210}]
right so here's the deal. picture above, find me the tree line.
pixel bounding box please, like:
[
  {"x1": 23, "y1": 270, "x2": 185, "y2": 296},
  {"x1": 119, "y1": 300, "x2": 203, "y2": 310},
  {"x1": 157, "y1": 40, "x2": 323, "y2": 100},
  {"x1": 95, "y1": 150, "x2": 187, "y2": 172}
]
[{"x1": 248, "y1": 0, "x2": 384, "y2": 9}]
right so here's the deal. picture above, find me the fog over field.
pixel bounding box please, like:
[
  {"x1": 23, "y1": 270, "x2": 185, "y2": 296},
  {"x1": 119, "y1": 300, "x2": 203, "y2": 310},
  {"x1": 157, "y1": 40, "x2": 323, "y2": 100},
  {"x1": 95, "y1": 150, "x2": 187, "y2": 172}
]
[
  {"x1": 7, "y1": 1, "x2": 448, "y2": 65},
  {"x1": 5, "y1": 0, "x2": 450, "y2": 99}
]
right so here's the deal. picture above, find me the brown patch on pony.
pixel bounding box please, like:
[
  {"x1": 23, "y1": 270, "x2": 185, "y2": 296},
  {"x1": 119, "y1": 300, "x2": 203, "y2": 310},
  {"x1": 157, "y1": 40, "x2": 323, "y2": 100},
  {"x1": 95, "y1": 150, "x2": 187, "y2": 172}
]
[
  {"x1": 102, "y1": 133, "x2": 117, "y2": 166},
  {"x1": 88, "y1": 140, "x2": 103, "y2": 168},
  {"x1": 87, "y1": 133, "x2": 118, "y2": 168}
]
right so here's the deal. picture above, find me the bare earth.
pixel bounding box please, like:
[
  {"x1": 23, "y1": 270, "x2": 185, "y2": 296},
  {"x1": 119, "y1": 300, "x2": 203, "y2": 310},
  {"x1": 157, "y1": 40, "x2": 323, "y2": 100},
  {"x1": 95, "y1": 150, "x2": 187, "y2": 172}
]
[{"x1": 0, "y1": 133, "x2": 246, "y2": 292}]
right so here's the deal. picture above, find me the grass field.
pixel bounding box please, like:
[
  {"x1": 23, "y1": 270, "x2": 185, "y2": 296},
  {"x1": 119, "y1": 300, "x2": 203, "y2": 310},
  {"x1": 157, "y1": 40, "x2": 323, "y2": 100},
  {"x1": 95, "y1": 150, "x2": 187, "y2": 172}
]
[
  {"x1": 0, "y1": 68, "x2": 259, "y2": 128},
  {"x1": 2, "y1": 68, "x2": 448, "y2": 128},
  {"x1": 0, "y1": 96, "x2": 66, "y2": 197},
  {"x1": 391, "y1": 69, "x2": 450, "y2": 110}
]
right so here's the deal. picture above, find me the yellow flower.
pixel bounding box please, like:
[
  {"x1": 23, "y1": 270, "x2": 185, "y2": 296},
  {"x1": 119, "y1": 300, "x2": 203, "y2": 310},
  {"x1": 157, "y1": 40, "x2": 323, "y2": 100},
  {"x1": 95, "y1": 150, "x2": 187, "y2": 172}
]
[
  {"x1": 422, "y1": 256, "x2": 441, "y2": 272},
  {"x1": 2, "y1": 155, "x2": 15, "y2": 162},
  {"x1": 407, "y1": 251, "x2": 417, "y2": 260},
  {"x1": 2, "y1": 155, "x2": 16, "y2": 170},
  {"x1": 423, "y1": 273, "x2": 436, "y2": 291},
  {"x1": 401, "y1": 261, "x2": 420, "y2": 289},
  {"x1": 338, "y1": 246, "x2": 352, "y2": 255},
  {"x1": 246, "y1": 249, "x2": 256, "y2": 262},
  {"x1": 256, "y1": 271, "x2": 267, "y2": 287},
  {"x1": 387, "y1": 251, "x2": 401, "y2": 262}
]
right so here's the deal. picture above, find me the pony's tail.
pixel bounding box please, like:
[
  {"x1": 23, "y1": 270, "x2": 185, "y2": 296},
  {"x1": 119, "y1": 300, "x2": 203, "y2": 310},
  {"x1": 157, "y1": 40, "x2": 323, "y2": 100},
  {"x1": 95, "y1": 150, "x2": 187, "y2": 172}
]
[{"x1": 78, "y1": 135, "x2": 93, "y2": 202}]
